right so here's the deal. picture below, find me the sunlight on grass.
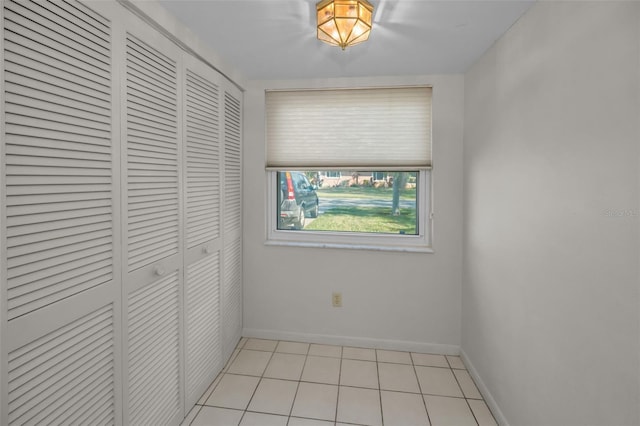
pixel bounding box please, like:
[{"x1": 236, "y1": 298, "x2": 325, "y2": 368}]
[{"x1": 304, "y1": 206, "x2": 417, "y2": 234}]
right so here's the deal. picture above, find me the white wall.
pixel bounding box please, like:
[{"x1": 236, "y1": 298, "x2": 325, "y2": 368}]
[
  {"x1": 462, "y1": 2, "x2": 640, "y2": 425},
  {"x1": 243, "y1": 75, "x2": 464, "y2": 353}
]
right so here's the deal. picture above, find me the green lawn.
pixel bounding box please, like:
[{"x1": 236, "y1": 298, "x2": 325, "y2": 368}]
[{"x1": 304, "y1": 206, "x2": 417, "y2": 234}]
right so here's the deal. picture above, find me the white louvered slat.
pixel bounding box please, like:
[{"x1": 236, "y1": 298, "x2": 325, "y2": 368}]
[
  {"x1": 7, "y1": 304, "x2": 116, "y2": 425},
  {"x1": 3, "y1": 0, "x2": 112, "y2": 321},
  {"x1": 186, "y1": 254, "x2": 221, "y2": 401},
  {"x1": 224, "y1": 91, "x2": 242, "y2": 234},
  {"x1": 5, "y1": 93, "x2": 110, "y2": 127},
  {"x1": 222, "y1": 238, "x2": 242, "y2": 358},
  {"x1": 4, "y1": 72, "x2": 110, "y2": 113},
  {"x1": 186, "y1": 69, "x2": 220, "y2": 248},
  {"x1": 128, "y1": 272, "x2": 181, "y2": 426},
  {"x1": 5, "y1": 1, "x2": 110, "y2": 61},
  {"x1": 4, "y1": 92, "x2": 108, "y2": 129},
  {"x1": 126, "y1": 34, "x2": 179, "y2": 272},
  {"x1": 37, "y1": 0, "x2": 110, "y2": 43}
]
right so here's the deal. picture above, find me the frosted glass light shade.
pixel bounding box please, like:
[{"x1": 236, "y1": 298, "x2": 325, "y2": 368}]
[{"x1": 317, "y1": 0, "x2": 373, "y2": 50}]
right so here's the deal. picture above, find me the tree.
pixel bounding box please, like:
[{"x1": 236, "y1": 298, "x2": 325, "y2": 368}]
[
  {"x1": 391, "y1": 172, "x2": 407, "y2": 216},
  {"x1": 304, "y1": 171, "x2": 319, "y2": 187},
  {"x1": 351, "y1": 171, "x2": 360, "y2": 186}
]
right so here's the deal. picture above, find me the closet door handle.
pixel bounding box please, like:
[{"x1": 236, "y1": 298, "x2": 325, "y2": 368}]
[
  {"x1": 203, "y1": 246, "x2": 211, "y2": 255},
  {"x1": 153, "y1": 265, "x2": 166, "y2": 277}
]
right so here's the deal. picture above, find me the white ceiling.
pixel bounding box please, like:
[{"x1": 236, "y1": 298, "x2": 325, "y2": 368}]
[{"x1": 158, "y1": 0, "x2": 534, "y2": 80}]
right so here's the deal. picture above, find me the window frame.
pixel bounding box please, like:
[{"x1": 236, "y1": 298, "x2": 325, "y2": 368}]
[{"x1": 266, "y1": 169, "x2": 433, "y2": 252}]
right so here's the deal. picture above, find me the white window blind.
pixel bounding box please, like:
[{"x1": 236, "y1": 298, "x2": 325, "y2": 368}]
[{"x1": 266, "y1": 87, "x2": 432, "y2": 169}]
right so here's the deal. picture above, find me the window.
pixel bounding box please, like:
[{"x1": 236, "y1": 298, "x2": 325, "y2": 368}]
[
  {"x1": 322, "y1": 171, "x2": 341, "y2": 178},
  {"x1": 276, "y1": 170, "x2": 422, "y2": 234},
  {"x1": 371, "y1": 171, "x2": 386, "y2": 181},
  {"x1": 265, "y1": 87, "x2": 432, "y2": 252}
]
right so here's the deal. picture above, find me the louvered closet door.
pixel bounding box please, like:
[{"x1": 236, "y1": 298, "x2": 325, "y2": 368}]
[
  {"x1": 1, "y1": 1, "x2": 121, "y2": 425},
  {"x1": 122, "y1": 17, "x2": 184, "y2": 426},
  {"x1": 221, "y1": 83, "x2": 243, "y2": 360},
  {"x1": 182, "y1": 57, "x2": 224, "y2": 408}
]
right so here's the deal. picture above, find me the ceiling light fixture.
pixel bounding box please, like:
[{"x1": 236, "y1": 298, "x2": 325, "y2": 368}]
[{"x1": 316, "y1": 0, "x2": 374, "y2": 50}]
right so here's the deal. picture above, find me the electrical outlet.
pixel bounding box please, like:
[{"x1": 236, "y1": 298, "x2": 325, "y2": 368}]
[{"x1": 332, "y1": 292, "x2": 342, "y2": 308}]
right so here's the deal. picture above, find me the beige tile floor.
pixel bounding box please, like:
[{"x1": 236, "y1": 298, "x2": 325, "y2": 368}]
[{"x1": 181, "y1": 338, "x2": 498, "y2": 426}]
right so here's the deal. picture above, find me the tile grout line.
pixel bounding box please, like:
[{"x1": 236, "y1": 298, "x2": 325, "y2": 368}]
[
  {"x1": 285, "y1": 342, "x2": 310, "y2": 426},
  {"x1": 221, "y1": 372, "x2": 428, "y2": 393},
  {"x1": 190, "y1": 338, "x2": 246, "y2": 424},
  {"x1": 376, "y1": 349, "x2": 385, "y2": 426},
  {"x1": 410, "y1": 352, "x2": 433, "y2": 426},
  {"x1": 184, "y1": 403, "x2": 203, "y2": 426},
  {"x1": 334, "y1": 345, "x2": 343, "y2": 424},
  {"x1": 448, "y1": 357, "x2": 488, "y2": 426},
  {"x1": 451, "y1": 369, "x2": 481, "y2": 426},
  {"x1": 237, "y1": 341, "x2": 278, "y2": 425},
  {"x1": 196, "y1": 341, "x2": 244, "y2": 407}
]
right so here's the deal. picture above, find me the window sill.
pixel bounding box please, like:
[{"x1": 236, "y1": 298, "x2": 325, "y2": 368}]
[{"x1": 264, "y1": 239, "x2": 434, "y2": 253}]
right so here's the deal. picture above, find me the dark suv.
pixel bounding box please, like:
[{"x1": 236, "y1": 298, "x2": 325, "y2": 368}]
[{"x1": 278, "y1": 171, "x2": 319, "y2": 230}]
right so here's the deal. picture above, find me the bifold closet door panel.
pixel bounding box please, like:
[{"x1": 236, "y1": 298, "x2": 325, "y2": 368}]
[
  {"x1": 185, "y1": 254, "x2": 221, "y2": 407},
  {"x1": 184, "y1": 62, "x2": 221, "y2": 256},
  {"x1": 221, "y1": 84, "x2": 243, "y2": 360},
  {"x1": 7, "y1": 303, "x2": 117, "y2": 426},
  {"x1": 222, "y1": 88, "x2": 242, "y2": 238},
  {"x1": 121, "y1": 16, "x2": 184, "y2": 426},
  {"x1": 3, "y1": 0, "x2": 115, "y2": 320},
  {"x1": 1, "y1": 0, "x2": 122, "y2": 424},
  {"x1": 182, "y1": 56, "x2": 224, "y2": 408},
  {"x1": 126, "y1": 270, "x2": 181, "y2": 425},
  {"x1": 221, "y1": 236, "x2": 242, "y2": 361},
  {"x1": 124, "y1": 32, "x2": 181, "y2": 274}
]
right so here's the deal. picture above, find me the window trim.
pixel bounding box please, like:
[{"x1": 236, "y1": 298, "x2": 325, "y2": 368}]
[{"x1": 266, "y1": 169, "x2": 433, "y2": 253}]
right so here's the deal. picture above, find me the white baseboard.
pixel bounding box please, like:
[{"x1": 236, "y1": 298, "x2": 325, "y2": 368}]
[
  {"x1": 460, "y1": 349, "x2": 508, "y2": 426},
  {"x1": 242, "y1": 328, "x2": 460, "y2": 355}
]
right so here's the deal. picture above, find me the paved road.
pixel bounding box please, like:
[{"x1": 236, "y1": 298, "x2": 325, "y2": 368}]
[{"x1": 318, "y1": 197, "x2": 416, "y2": 214}]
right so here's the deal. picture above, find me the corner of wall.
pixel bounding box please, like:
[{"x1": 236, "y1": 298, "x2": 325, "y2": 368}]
[{"x1": 459, "y1": 350, "x2": 508, "y2": 426}]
